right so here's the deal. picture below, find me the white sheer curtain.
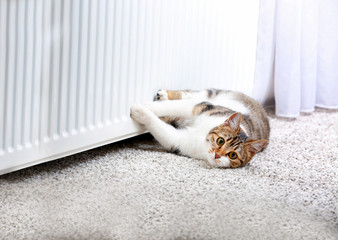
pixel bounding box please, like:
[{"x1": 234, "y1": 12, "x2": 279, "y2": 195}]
[{"x1": 255, "y1": 0, "x2": 338, "y2": 117}]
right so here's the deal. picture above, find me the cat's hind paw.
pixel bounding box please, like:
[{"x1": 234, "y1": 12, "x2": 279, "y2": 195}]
[
  {"x1": 154, "y1": 89, "x2": 169, "y2": 101},
  {"x1": 130, "y1": 104, "x2": 153, "y2": 125}
]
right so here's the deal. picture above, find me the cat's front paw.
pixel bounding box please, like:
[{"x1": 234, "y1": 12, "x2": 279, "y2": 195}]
[
  {"x1": 216, "y1": 156, "x2": 231, "y2": 168},
  {"x1": 130, "y1": 104, "x2": 153, "y2": 125},
  {"x1": 154, "y1": 89, "x2": 168, "y2": 101},
  {"x1": 206, "y1": 153, "x2": 230, "y2": 168}
]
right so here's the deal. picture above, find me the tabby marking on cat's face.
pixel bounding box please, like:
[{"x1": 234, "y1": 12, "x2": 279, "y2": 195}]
[{"x1": 206, "y1": 112, "x2": 268, "y2": 168}]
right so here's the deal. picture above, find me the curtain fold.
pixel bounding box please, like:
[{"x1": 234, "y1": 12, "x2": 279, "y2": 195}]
[{"x1": 256, "y1": 0, "x2": 338, "y2": 117}]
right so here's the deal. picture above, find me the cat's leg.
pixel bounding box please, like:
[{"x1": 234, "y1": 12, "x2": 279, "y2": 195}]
[
  {"x1": 155, "y1": 89, "x2": 226, "y2": 101},
  {"x1": 130, "y1": 104, "x2": 183, "y2": 151},
  {"x1": 155, "y1": 89, "x2": 208, "y2": 101},
  {"x1": 131, "y1": 104, "x2": 232, "y2": 168},
  {"x1": 144, "y1": 99, "x2": 201, "y2": 119}
]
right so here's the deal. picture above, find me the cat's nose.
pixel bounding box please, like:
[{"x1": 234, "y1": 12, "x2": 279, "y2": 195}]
[{"x1": 215, "y1": 153, "x2": 221, "y2": 159}]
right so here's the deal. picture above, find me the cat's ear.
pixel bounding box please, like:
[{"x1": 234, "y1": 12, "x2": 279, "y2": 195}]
[
  {"x1": 244, "y1": 139, "x2": 268, "y2": 158},
  {"x1": 224, "y1": 112, "x2": 242, "y2": 133}
]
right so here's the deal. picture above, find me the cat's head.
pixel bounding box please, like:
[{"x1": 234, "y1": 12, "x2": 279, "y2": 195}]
[{"x1": 206, "y1": 112, "x2": 268, "y2": 168}]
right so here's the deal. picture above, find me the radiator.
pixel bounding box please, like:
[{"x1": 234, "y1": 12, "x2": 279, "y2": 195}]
[{"x1": 0, "y1": 0, "x2": 259, "y2": 174}]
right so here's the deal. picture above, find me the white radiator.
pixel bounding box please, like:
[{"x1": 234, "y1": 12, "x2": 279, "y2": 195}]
[{"x1": 0, "y1": 0, "x2": 259, "y2": 174}]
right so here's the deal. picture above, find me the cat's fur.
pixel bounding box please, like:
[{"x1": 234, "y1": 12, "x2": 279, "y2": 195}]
[{"x1": 130, "y1": 89, "x2": 270, "y2": 168}]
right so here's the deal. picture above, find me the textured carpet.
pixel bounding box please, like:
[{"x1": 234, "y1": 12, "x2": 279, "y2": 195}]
[{"x1": 0, "y1": 108, "x2": 337, "y2": 240}]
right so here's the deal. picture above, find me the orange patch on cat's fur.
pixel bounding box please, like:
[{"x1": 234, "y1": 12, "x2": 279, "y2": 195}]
[{"x1": 167, "y1": 90, "x2": 182, "y2": 100}]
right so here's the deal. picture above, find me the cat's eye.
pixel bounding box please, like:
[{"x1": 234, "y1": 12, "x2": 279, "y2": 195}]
[
  {"x1": 228, "y1": 152, "x2": 238, "y2": 160},
  {"x1": 216, "y1": 137, "x2": 225, "y2": 146}
]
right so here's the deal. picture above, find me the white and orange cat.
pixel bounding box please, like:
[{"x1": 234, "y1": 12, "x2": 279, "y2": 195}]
[{"x1": 130, "y1": 89, "x2": 270, "y2": 168}]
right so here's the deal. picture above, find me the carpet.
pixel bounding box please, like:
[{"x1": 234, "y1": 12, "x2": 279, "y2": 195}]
[{"x1": 0, "y1": 108, "x2": 337, "y2": 240}]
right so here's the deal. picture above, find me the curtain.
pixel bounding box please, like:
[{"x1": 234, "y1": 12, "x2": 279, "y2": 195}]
[{"x1": 255, "y1": 0, "x2": 338, "y2": 117}]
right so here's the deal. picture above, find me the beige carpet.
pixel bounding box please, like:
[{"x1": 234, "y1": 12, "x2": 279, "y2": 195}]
[{"x1": 0, "y1": 108, "x2": 337, "y2": 240}]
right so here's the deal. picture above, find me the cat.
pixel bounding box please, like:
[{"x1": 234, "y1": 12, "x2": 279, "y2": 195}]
[{"x1": 130, "y1": 89, "x2": 270, "y2": 168}]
